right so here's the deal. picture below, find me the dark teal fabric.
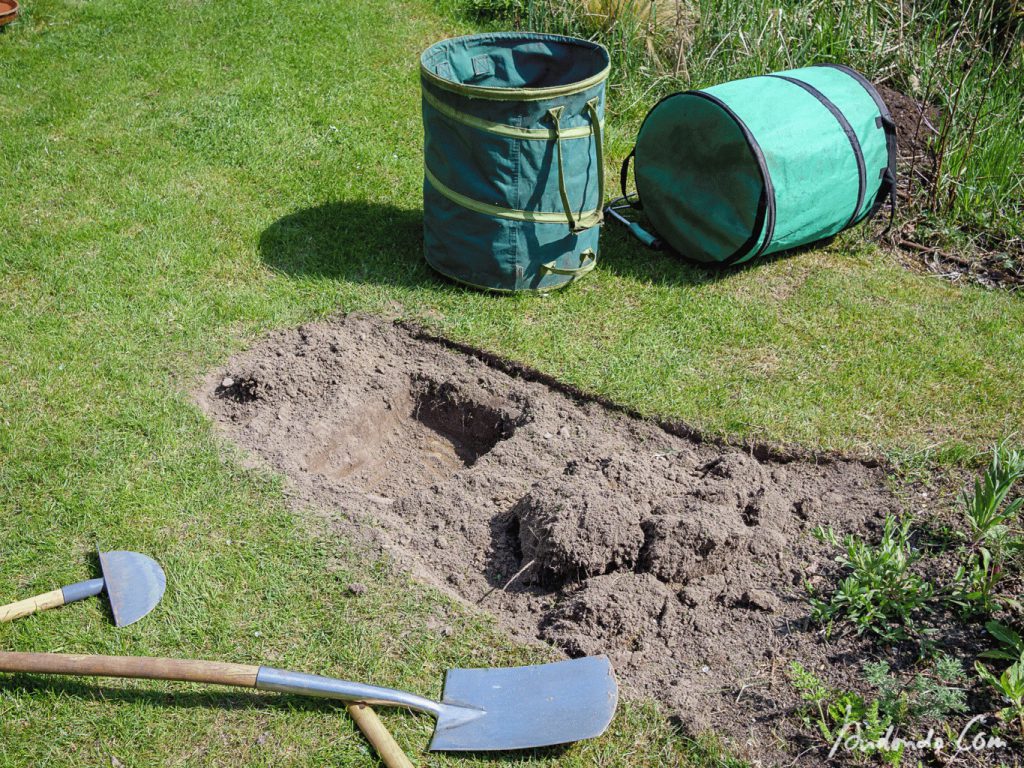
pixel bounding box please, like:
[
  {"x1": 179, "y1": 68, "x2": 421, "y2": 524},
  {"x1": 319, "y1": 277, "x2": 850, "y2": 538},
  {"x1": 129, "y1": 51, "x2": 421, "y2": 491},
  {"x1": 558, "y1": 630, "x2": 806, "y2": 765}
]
[
  {"x1": 421, "y1": 33, "x2": 609, "y2": 292},
  {"x1": 633, "y1": 64, "x2": 895, "y2": 265},
  {"x1": 423, "y1": 34, "x2": 607, "y2": 91},
  {"x1": 634, "y1": 93, "x2": 763, "y2": 262}
]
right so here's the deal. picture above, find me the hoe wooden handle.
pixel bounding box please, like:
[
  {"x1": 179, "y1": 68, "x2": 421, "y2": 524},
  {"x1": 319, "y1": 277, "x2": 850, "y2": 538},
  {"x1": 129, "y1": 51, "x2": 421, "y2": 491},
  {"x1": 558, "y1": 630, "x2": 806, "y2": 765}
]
[
  {"x1": 347, "y1": 703, "x2": 417, "y2": 768},
  {"x1": 0, "y1": 590, "x2": 67, "y2": 623},
  {"x1": 0, "y1": 651, "x2": 260, "y2": 688}
]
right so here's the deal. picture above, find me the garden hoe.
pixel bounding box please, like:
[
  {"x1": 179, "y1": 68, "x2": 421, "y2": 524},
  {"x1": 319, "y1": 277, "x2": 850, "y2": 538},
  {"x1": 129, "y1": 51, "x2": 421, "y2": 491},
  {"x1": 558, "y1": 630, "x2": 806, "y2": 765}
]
[
  {"x1": 0, "y1": 550, "x2": 165, "y2": 627},
  {"x1": 0, "y1": 651, "x2": 618, "y2": 752}
]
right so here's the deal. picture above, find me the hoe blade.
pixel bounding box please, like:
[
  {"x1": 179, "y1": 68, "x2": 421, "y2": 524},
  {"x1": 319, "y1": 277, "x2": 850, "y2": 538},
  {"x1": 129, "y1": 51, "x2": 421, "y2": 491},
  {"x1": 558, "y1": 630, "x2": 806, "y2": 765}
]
[
  {"x1": 99, "y1": 550, "x2": 166, "y2": 627},
  {"x1": 429, "y1": 656, "x2": 617, "y2": 751}
]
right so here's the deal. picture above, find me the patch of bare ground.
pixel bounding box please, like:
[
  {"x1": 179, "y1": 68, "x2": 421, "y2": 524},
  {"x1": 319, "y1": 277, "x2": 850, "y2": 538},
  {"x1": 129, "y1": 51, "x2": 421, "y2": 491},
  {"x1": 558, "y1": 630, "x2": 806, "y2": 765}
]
[{"x1": 197, "y1": 315, "x2": 1009, "y2": 765}]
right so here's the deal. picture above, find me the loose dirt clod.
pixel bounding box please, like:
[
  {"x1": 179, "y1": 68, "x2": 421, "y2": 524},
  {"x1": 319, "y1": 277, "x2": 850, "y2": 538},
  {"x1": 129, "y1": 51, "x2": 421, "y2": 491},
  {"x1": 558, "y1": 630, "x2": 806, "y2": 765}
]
[
  {"x1": 540, "y1": 573, "x2": 680, "y2": 657},
  {"x1": 197, "y1": 314, "x2": 899, "y2": 765},
  {"x1": 514, "y1": 467, "x2": 644, "y2": 586}
]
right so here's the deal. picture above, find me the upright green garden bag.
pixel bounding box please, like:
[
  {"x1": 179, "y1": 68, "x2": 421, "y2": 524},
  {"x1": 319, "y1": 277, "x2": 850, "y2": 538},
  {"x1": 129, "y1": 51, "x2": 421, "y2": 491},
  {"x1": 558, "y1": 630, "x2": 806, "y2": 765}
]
[
  {"x1": 619, "y1": 64, "x2": 897, "y2": 266},
  {"x1": 421, "y1": 33, "x2": 609, "y2": 291}
]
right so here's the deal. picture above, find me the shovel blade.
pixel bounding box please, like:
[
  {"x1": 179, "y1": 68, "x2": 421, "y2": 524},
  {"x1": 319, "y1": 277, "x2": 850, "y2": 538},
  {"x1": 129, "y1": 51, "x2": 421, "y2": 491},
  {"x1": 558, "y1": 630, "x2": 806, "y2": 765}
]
[
  {"x1": 98, "y1": 551, "x2": 166, "y2": 627},
  {"x1": 429, "y1": 656, "x2": 617, "y2": 751}
]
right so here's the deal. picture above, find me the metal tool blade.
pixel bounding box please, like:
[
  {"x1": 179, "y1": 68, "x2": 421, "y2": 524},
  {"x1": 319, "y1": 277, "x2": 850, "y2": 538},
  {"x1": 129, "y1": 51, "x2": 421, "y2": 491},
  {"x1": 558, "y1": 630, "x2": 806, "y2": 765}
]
[
  {"x1": 428, "y1": 656, "x2": 617, "y2": 751},
  {"x1": 98, "y1": 550, "x2": 166, "y2": 627}
]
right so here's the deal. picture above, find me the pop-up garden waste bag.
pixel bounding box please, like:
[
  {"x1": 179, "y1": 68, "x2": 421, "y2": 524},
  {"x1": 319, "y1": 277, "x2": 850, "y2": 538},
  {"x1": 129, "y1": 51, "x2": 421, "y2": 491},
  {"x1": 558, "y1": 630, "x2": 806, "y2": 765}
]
[
  {"x1": 621, "y1": 64, "x2": 897, "y2": 266},
  {"x1": 421, "y1": 33, "x2": 609, "y2": 292}
]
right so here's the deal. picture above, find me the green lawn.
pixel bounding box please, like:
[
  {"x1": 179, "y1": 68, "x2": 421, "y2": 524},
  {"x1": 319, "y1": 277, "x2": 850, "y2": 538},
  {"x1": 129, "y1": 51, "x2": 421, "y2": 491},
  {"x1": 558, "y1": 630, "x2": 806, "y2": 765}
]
[{"x1": 0, "y1": 0, "x2": 1020, "y2": 765}]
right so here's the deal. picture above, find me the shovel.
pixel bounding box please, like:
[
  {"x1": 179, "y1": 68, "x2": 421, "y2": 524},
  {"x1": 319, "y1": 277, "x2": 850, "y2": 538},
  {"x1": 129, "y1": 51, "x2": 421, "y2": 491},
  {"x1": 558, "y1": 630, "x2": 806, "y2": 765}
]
[
  {"x1": 0, "y1": 550, "x2": 165, "y2": 627},
  {"x1": 0, "y1": 651, "x2": 617, "y2": 751}
]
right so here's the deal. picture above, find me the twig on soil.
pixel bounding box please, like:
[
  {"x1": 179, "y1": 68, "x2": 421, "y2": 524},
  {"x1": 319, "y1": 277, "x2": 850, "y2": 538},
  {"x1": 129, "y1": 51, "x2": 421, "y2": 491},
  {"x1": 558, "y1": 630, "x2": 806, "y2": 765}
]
[
  {"x1": 784, "y1": 746, "x2": 820, "y2": 768},
  {"x1": 476, "y1": 559, "x2": 536, "y2": 604},
  {"x1": 734, "y1": 679, "x2": 769, "y2": 704},
  {"x1": 500, "y1": 559, "x2": 536, "y2": 591}
]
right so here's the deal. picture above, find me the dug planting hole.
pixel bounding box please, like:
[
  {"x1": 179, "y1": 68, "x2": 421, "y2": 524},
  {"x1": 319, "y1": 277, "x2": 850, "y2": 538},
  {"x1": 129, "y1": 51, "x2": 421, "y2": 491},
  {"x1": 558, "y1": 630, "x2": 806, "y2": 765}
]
[{"x1": 198, "y1": 314, "x2": 899, "y2": 763}]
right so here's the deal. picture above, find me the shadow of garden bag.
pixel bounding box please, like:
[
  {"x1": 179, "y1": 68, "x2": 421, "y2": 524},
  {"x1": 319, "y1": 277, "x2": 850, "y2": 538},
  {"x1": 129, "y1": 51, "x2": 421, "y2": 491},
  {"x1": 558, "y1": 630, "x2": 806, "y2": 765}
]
[
  {"x1": 616, "y1": 64, "x2": 897, "y2": 266},
  {"x1": 421, "y1": 33, "x2": 609, "y2": 292}
]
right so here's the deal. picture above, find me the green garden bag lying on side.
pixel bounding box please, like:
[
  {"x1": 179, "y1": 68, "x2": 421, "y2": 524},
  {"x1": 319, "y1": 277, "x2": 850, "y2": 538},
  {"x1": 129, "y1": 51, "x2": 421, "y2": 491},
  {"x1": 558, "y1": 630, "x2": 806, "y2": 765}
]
[{"x1": 613, "y1": 64, "x2": 897, "y2": 266}]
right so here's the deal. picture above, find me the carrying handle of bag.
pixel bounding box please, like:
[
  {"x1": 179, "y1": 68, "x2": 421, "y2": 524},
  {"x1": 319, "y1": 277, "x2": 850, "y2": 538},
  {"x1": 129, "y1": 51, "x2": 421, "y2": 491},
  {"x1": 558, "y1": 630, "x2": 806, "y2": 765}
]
[
  {"x1": 608, "y1": 145, "x2": 662, "y2": 249},
  {"x1": 619, "y1": 148, "x2": 638, "y2": 207},
  {"x1": 540, "y1": 248, "x2": 597, "y2": 278},
  {"x1": 547, "y1": 98, "x2": 604, "y2": 233}
]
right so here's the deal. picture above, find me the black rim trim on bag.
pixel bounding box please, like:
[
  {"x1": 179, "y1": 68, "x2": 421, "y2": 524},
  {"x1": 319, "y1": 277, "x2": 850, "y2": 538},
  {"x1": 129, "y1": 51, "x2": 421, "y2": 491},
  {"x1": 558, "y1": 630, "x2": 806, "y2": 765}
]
[
  {"x1": 684, "y1": 91, "x2": 777, "y2": 265},
  {"x1": 632, "y1": 90, "x2": 777, "y2": 266}
]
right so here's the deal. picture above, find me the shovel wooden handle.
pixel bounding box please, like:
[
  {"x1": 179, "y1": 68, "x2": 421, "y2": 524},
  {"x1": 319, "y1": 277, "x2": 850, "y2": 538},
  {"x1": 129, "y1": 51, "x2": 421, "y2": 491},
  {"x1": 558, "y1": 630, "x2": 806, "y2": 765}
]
[
  {"x1": 0, "y1": 652, "x2": 416, "y2": 766},
  {"x1": 0, "y1": 590, "x2": 67, "y2": 623},
  {"x1": 0, "y1": 651, "x2": 260, "y2": 688}
]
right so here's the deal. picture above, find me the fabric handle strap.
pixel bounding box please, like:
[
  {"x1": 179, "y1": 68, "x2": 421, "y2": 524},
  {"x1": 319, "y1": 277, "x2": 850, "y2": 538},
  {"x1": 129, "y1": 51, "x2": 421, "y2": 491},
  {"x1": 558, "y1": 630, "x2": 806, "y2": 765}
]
[
  {"x1": 540, "y1": 249, "x2": 597, "y2": 278},
  {"x1": 547, "y1": 98, "x2": 604, "y2": 233},
  {"x1": 619, "y1": 148, "x2": 637, "y2": 206}
]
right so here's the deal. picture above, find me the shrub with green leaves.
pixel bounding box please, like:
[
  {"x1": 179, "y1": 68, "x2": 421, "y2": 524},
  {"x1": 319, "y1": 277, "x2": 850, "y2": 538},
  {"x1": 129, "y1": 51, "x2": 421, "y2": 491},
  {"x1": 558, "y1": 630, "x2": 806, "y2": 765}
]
[{"x1": 812, "y1": 516, "x2": 935, "y2": 642}]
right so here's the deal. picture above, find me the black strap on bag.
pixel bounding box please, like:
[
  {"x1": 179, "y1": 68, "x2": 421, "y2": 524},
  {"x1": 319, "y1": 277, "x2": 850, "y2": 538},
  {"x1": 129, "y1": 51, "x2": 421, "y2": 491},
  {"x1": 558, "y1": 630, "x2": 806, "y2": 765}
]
[
  {"x1": 619, "y1": 148, "x2": 641, "y2": 208},
  {"x1": 871, "y1": 115, "x2": 898, "y2": 235}
]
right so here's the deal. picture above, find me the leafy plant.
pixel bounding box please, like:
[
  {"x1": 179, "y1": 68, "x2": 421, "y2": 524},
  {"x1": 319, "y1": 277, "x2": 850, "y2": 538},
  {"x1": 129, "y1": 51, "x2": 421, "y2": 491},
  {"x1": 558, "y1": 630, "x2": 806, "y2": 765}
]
[
  {"x1": 788, "y1": 662, "x2": 902, "y2": 764},
  {"x1": 789, "y1": 660, "x2": 834, "y2": 738},
  {"x1": 975, "y1": 659, "x2": 1024, "y2": 735},
  {"x1": 980, "y1": 620, "x2": 1024, "y2": 663},
  {"x1": 952, "y1": 442, "x2": 1024, "y2": 615},
  {"x1": 812, "y1": 516, "x2": 935, "y2": 642},
  {"x1": 963, "y1": 442, "x2": 1024, "y2": 545},
  {"x1": 863, "y1": 656, "x2": 968, "y2": 721},
  {"x1": 975, "y1": 620, "x2": 1024, "y2": 736}
]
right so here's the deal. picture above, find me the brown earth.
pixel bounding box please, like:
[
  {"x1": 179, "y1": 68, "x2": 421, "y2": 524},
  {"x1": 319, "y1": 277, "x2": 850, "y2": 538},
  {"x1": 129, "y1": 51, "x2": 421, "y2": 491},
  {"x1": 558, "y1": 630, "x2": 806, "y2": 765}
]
[{"x1": 196, "y1": 314, "x2": 1020, "y2": 765}]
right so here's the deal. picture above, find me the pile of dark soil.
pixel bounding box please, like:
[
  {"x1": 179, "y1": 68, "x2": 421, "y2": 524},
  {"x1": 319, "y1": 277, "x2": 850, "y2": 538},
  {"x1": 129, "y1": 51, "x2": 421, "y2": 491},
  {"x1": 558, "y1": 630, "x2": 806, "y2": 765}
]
[
  {"x1": 198, "y1": 315, "x2": 913, "y2": 764},
  {"x1": 877, "y1": 83, "x2": 941, "y2": 199}
]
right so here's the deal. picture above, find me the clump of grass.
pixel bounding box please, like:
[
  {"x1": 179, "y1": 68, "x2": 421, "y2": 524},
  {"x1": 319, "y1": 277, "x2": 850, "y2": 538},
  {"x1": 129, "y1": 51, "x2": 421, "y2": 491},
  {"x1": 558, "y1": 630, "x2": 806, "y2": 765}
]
[{"x1": 811, "y1": 515, "x2": 935, "y2": 642}]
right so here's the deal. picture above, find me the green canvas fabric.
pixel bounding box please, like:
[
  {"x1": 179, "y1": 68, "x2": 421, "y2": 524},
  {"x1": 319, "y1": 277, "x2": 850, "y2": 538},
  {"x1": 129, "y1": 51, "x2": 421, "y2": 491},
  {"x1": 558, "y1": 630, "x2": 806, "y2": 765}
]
[
  {"x1": 421, "y1": 33, "x2": 609, "y2": 292},
  {"x1": 631, "y1": 64, "x2": 896, "y2": 265}
]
